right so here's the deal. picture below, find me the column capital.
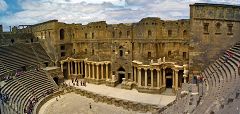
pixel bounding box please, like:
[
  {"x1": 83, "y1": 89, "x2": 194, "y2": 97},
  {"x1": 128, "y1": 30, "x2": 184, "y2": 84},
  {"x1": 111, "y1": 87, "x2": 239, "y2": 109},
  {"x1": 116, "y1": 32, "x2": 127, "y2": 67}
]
[
  {"x1": 150, "y1": 68, "x2": 154, "y2": 71},
  {"x1": 137, "y1": 67, "x2": 142, "y2": 70},
  {"x1": 156, "y1": 68, "x2": 160, "y2": 71},
  {"x1": 144, "y1": 68, "x2": 148, "y2": 71},
  {"x1": 162, "y1": 67, "x2": 166, "y2": 70}
]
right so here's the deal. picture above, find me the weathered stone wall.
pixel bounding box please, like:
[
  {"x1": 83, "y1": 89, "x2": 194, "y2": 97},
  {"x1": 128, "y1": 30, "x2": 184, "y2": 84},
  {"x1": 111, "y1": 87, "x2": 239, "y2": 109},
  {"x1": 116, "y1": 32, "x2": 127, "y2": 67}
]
[
  {"x1": 21, "y1": 17, "x2": 189, "y2": 82},
  {"x1": 189, "y1": 3, "x2": 240, "y2": 75}
]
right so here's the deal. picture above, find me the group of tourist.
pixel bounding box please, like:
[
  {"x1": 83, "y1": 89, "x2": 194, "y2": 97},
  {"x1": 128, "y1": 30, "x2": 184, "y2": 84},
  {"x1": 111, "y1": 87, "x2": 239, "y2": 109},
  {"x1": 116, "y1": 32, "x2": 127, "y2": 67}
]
[
  {"x1": 72, "y1": 78, "x2": 86, "y2": 87},
  {"x1": 41, "y1": 89, "x2": 55, "y2": 98},
  {"x1": 24, "y1": 97, "x2": 38, "y2": 114},
  {"x1": 0, "y1": 92, "x2": 9, "y2": 103}
]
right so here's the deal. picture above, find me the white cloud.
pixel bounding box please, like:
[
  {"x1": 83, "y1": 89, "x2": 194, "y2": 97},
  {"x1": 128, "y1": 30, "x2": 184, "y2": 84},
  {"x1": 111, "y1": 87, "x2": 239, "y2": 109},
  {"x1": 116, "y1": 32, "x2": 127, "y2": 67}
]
[
  {"x1": 0, "y1": 0, "x2": 240, "y2": 31},
  {"x1": 0, "y1": 0, "x2": 7, "y2": 11}
]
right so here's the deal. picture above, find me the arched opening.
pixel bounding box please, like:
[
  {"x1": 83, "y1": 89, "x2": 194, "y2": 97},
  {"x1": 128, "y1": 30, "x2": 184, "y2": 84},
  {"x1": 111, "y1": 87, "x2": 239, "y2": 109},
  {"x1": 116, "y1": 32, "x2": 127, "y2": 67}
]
[
  {"x1": 53, "y1": 77, "x2": 59, "y2": 85},
  {"x1": 148, "y1": 30, "x2": 152, "y2": 37},
  {"x1": 119, "y1": 31, "x2": 122, "y2": 38},
  {"x1": 183, "y1": 30, "x2": 187, "y2": 38},
  {"x1": 119, "y1": 46, "x2": 124, "y2": 57},
  {"x1": 60, "y1": 29, "x2": 64, "y2": 40},
  {"x1": 215, "y1": 22, "x2": 221, "y2": 34},
  {"x1": 11, "y1": 39, "x2": 14, "y2": 44},
  {"x1": 117, "y1": 67, "x2": 125, "y2": 84},
  {"x1": 165, "y1": 68, "x2": 173, "y2": 88}
]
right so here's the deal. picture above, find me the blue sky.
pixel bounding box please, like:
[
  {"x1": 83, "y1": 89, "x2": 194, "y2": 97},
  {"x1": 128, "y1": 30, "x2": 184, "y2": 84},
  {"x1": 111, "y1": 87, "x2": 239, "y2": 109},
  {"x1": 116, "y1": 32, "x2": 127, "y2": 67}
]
[{"x1": 0, "y1": 0, "x2": 239, "y2": 31}]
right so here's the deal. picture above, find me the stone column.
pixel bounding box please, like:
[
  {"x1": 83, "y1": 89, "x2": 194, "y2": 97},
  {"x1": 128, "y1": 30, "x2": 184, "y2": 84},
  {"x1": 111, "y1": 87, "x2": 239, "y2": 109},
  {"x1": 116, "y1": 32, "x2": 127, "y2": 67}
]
[
  {"x1": 60, "y1": 62, "x2": 63, "y2": 72},
  {"x1": 138, "y1": 68, "x2": 141, "y2": 86},
  {"x1": 92, "y1": 63, "x2": 95, "y2": 79},
  {"x1": 81, "y1": 62, "x2": 83, "y2": 75},
  {"x1": 172, "y1": 70, "x2": 175, "y2": 88},
  {"x1": 163, "y1": 68, "x2": 166, "y2": 87},
  {"x1": 183, "y1": 64, "x2": 188, "y2": 83},
  {"x1": 78, "y1": 62, "x2": 80, "y2": 75},
  {"x1": 85, "y1": 62, "x2": 87, "y2": 78},
  {"x1": 156, "y1": 68, "x2": 160, "y2": 88},
  {"x1": 88, "y1": 63, "x2": 91, "y2": 78},
  {"x1": 96, "y1": 64, "x2": 99, "y2": 80},
  {"x1": 71, "y1": 61, "x2": 73, "y2": 75},
  {"x1": 150, "y1": 68, "x2": 154, "y2": 88},
  {"x1": 101, "y1": 63, "x2": 104, "y2": 79},
  {"x1": 75, "y1": 61, "x2": 77, "y2": 75},
  {"x1": 144, "y1": 68, "x2": 148, "y2": 87},
  {"x1": 134, "y1": 66, "x2": 137, "y2": 83},
  {"x1": 175, "y1": 70, "x2": 179, "y2": 90},
  {"x1": 68, "y1": 61, "x2": 70, "y2": 77},
  {"x1": 106, "y1": 63, "x2": 108, "y2": 80}
]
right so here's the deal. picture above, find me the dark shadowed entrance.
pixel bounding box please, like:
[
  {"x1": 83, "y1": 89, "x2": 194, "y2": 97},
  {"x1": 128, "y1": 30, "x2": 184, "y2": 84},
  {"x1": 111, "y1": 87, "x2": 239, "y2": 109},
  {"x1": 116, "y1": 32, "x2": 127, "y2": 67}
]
[
  {"x1": 118, "y1": 67, "x2": 125, "y2": 84},
  {"x1": 53, "y1": 77, "x2": 59, "y2": 85},
  {"x1": 165, "y1": 68, "x2": 173, "y2": 88}
]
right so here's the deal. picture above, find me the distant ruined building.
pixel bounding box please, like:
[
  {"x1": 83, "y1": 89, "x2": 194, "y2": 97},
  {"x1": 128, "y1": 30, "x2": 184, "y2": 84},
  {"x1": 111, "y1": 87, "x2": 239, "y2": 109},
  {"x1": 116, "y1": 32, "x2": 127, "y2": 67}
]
[{"x1": 2, "y1": 3, "x2": 240, "y2": 94}]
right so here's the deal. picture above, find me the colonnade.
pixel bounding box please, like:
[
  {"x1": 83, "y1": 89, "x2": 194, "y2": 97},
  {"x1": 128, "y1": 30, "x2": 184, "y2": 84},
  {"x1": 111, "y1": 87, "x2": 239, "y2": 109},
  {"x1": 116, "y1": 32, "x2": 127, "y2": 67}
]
[
  {"x1": 132, "y1": 65, "x2": 185, "y2": 91},
  {"x1": 84, "y1": 61, "x2": 111, "y2": 81},
  {"x1": 60, "y1": 58, "x2": 85, "y2": 78}
]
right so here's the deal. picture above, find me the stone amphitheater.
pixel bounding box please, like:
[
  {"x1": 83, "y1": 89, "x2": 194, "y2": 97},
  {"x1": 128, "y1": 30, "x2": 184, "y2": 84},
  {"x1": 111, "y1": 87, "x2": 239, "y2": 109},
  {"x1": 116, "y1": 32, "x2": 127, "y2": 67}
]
[{"x1": 0, "y1": 2, "x2": 240, "y2": 114}]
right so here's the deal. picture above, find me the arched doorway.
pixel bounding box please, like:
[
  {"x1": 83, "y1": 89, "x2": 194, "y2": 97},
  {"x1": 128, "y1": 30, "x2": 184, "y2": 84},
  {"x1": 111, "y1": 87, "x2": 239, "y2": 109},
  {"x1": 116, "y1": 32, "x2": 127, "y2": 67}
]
[
  {"x1": 165, "y1": 68, "x2": 173, "y2": 88},
  {"x1": 60, "y1": 29, "x2": 64, "y2": 40},
  {"x1": 53, "y1": 77, "x2": 59, "y2": 85},
  {"x1": 117, "y1": 67, "x2": 125, "y2": 84}
]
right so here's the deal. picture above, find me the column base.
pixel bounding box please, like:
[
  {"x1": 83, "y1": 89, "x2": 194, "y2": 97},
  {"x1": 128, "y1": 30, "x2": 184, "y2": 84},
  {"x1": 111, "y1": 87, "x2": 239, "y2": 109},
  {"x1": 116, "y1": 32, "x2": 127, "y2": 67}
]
[
  {"x1": 137, "y1": 86, "x2": 166, "y2": 94},
  {"x1": 85, "y1": 78, "x2": 105, "y2": 85},
  {"x1": 106, "y1": 80, "x2": 118, "y2": 87},
  {"x1": 121, "y1": 81, "x2": 135, "y2": 90}
]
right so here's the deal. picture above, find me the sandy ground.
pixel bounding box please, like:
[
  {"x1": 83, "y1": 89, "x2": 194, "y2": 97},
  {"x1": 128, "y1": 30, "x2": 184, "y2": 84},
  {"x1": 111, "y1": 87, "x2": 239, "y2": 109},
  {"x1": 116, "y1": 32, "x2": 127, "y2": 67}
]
[
  {"x1": 39, "y1": 80, "x2": 176, "y2": 114},
  {"x1": 39, "y1": 93, "x2": 150, "y2": 114},
  {"x1": 65, "y1": 80, "x2": 176, "y2": 106}
]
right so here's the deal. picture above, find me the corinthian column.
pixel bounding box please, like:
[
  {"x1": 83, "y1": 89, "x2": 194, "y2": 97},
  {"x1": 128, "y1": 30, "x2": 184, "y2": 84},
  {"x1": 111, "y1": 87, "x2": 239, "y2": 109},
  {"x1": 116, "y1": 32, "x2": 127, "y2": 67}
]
[
  {"x1": 156, "y1": 68, "x2": 160, "y2": 88},
  {"x1": 144, "y1": 68, "x2": 148, "y2": 87},
  {"x1": 138, "y1": 68, "x2": 141, "y2": 86},
  {"x1": 150, "y1": 68, "x2": 153, "y2": 88}
]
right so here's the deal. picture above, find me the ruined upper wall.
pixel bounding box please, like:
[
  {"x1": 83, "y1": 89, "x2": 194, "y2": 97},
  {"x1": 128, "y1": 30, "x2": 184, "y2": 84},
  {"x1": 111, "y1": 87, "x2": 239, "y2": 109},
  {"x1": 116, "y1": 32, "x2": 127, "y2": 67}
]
[
  {"x1": 190, "y1": 3, "x2": 240, "y2": 21},
  {"x1": 189, "y1": 3, "x2": 240, "y2": 75}
]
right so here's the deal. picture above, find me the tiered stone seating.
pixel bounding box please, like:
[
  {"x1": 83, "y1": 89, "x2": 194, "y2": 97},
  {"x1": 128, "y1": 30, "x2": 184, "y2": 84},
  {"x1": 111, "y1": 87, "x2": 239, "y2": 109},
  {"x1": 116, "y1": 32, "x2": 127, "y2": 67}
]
[
  {"x1": 0, "y1": 69, "x2": 58, "y2": 114},
  {"x1": 31, "y1": 43, "x2": 51, "y2": 62},
  {"x1": 0, "y1": 43, "x2": 56, "y2": 114},
  {"x1": 0, "y1": 43, "x2": 51, "y2": 72},
  {"x1": 160, "y1": 42, "x2": 240, "y2": 114},
  {"x1": 192, "y1": 42, "x2": 240, "y2": 114}
]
